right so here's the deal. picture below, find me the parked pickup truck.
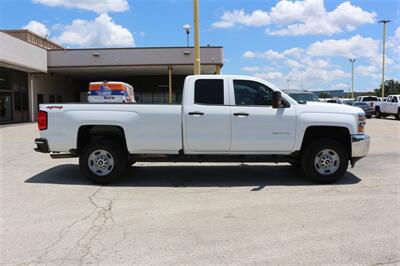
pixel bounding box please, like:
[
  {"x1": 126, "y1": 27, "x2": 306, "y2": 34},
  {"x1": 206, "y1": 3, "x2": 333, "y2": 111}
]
[
  {"x1": 375, "y1": 95, "x2": 400, "y2": 120},
  {"x1": 34, "y1": 75, "x2": 370, "y2": 184}
]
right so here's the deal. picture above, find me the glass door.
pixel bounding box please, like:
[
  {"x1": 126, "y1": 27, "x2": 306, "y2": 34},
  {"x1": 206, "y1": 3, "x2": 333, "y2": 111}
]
[{"x1": 0, "y1": 93, "x2": 13, "y2": 123}]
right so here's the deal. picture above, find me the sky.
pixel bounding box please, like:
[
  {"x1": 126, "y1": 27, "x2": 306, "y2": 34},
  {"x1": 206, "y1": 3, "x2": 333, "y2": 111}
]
[{"x1": 0, "y1": 0, "x2": 399, "y2": 92}]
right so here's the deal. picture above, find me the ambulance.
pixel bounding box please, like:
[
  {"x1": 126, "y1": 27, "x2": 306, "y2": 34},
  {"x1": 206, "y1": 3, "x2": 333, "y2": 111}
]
[{"x1": 88, "y1": 81, "x2": 136, "y2": 103}]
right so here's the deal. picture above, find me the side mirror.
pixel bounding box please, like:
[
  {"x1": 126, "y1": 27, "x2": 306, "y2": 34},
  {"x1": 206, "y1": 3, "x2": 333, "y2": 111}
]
[{"x1": 272, "y1": 91, "x2": 282, "y2": 109}]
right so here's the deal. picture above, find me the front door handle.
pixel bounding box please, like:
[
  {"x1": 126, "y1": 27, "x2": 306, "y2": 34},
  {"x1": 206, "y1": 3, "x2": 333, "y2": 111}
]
[
  {"x1": 233, "y1": 112, "x2": 249, "y2": 117},
  {"x1": 188, "y1": 111, "x2": 204, "y2": 116}
]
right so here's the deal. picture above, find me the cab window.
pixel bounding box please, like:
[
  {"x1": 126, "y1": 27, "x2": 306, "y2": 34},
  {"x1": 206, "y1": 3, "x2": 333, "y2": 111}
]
[
  {"x1": 194, "y1": 79, "x2": 224, "y2": 105},
  {"x1": 233, "y1": 80, "x2": 273, "y2": 106}
]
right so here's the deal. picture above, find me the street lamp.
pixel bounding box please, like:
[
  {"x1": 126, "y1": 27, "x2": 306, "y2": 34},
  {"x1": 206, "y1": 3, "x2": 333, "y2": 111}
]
[
  {"x1": 349, "y1": 58, "x2": 356, "y2": 99},
  {"x1": 183, "y1": 24, "x2": 191, "y2": 47},
  {"x1": 379, "y1": 19, "x2": 390, "y2": 99}
]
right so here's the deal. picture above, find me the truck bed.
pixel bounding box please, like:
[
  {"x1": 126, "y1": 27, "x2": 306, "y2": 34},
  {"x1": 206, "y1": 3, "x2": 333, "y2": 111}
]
[{"x1": 40, "y1": 103, "x2": 183, "y2": 154}]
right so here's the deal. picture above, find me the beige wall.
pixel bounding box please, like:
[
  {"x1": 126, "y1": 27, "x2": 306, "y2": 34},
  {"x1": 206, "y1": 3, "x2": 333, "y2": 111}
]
[
  {"x1": 0, "y1": 32, "x2": 47, "y2": 72},
  {"x1": 29, "y1": 73, "x2": 85, "y2": 121}
]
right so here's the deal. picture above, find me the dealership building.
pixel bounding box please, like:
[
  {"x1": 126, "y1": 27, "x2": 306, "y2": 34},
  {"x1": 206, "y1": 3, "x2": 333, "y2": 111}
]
[{"x1": 0, "y1": 30, "x2": 224, "y2": 124}]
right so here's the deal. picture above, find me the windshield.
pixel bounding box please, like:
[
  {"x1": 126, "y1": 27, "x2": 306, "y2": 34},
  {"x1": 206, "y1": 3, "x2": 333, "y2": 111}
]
[{"x1": 288, "y1": 92, "x2": 319, "y2": 103}]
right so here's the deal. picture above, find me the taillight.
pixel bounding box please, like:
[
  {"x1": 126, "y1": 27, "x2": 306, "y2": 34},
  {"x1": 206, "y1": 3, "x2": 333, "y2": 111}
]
[{"x1": 38, "y1": 111, "x2": 47, "y2": 130}]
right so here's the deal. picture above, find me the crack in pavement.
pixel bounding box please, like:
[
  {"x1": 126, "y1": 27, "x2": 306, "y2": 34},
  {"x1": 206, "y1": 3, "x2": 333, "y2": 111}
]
[{"x1": 21, "y1": 186, "x2": 128, "y2": 266}]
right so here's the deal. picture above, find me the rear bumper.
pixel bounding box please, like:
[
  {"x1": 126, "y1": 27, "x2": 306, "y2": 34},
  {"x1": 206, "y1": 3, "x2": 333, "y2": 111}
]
[
  {"x1": 351, "y1": 134, "x2": 370, "y2": 159},
  {"x1": 34, "y1": 138, "x2": 50, "y2": 153}
]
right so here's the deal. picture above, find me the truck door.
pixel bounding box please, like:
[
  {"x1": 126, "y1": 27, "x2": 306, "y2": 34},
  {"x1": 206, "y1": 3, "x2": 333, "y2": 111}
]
[
  {"x1": 383, "y1": 96, "x2": 391, "y2": 113},
  {"x1": 390, "y1": 96, "x2": 398, "y2": 113},
  {"x1": 183, "y1": 78, "x2": 231, "y2": 152},
  {"x1": 229, "y1": 79, "x2": 296, "y2": 152}
]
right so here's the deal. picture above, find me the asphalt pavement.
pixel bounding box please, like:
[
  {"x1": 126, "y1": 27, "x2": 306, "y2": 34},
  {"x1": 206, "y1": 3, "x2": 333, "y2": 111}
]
[{"x1": 1, "y1": 118, "x2": 399, "y2": 265}]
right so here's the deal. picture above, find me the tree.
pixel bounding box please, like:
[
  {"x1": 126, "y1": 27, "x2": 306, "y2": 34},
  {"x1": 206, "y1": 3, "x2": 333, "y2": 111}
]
[
  {"x1": 374, "y1": 80, "x2": 400, "y2": 97},
  {"x1": 319, "y1": 92, "x2": 332, "y2": 98}
]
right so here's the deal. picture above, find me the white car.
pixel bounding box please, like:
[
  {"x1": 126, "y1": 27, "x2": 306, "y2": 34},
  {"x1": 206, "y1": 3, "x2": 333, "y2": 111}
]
[
  {"x1": 34, "y1": 75, "x2": 370, "y2": 184},
  {"x1": 375, "y1": 95, "x2": 400, "y2": 120},
  {"x1": 354, "y1": 96, "x2": 380, "y2": 110}
]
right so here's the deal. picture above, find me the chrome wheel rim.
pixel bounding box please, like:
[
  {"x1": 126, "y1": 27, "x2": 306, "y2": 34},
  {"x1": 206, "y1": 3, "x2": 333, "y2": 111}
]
[
  {"x1": 88, "y1": 149, "x2": 114, "y2": 176},
  {"x1": 314, "y1": 149, "x2": 340, "y2": 175}
]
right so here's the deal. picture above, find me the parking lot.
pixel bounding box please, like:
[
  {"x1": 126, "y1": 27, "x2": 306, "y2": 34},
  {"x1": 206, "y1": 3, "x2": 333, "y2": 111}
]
[{"x1": 1, "y1": 118, "x2": 399, "y2": 265}]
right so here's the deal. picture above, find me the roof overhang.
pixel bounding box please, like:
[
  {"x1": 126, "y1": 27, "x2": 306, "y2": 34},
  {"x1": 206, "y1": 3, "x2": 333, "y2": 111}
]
[
  {"x1": 47, "y1": 47, "x2": 223, "y2": 79},
  {"x1": 0, "y1": 32, "x2": 47, "y2": 72}
]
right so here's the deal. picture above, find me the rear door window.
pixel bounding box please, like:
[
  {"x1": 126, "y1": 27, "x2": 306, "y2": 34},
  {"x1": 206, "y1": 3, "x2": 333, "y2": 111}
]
[
  {"x1": 362, "y1": 96, "x2": 378, "y2": 102},
  {"x1": 194, "y1": 79, "x2": 224, "y2": 105}
]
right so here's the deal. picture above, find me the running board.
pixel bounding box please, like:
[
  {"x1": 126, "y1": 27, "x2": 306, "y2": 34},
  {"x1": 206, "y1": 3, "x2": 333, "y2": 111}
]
[{"x1": 129, "y1": 154, "x2": 293, "y2": 163}]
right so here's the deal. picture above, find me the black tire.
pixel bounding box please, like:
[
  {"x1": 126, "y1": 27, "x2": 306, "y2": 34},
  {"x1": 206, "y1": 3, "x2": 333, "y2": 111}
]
[
  {"x1": 375, "y1": 107, "x2": 381, "y2": 118},
  {"x1": 79, "y1": 139, "x2": 127, "y2": 184},
  {"x1": 396, "y1": 109, "x2": 400, "y2": 120},
  {"x1": 366, "y1": 115, "x2": 372, "y2": 119},
  {"x1": 301, "y1": 138, "x2": 348, "y2": 184}
]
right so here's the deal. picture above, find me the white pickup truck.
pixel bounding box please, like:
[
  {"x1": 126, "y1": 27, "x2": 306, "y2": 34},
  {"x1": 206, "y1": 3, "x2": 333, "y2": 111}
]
[
  {"x1": 375, "y1": 95, "x2": 400, "y2": 120},
  {"x1": 35, "y1": 75, "x2": 370, "y2": 184}
]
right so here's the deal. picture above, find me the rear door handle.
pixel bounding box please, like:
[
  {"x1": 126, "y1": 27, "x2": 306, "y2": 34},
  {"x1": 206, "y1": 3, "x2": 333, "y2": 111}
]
[
  {"x1": 188, "y1": 111, "x2": 204, "y2": 116},
  {"x1": 233, "y1": 112, "x2": 249, "y2": 117}
]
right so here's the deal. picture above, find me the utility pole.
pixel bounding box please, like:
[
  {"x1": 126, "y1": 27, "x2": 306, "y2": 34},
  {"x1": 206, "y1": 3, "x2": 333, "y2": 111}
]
[
  {"x1": 379, "y1": 19, "x2": 390, "y2": 99},
  {"x1": 193, "y1": 0, "x2": 201, "y2": 75},
  {"x1": 349, "y1": 58, "x2": 356, "y2": 98},
  {"x1": 300, "y1": 69, "x2": 303, "y2": 91}
]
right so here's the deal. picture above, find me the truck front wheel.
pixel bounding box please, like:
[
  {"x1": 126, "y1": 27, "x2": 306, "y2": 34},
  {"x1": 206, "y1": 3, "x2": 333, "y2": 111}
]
[
  {"x1": 79, "y1": 140, "x2": 127, "y2": 184},
  {"x1": 302, "y1": 139, "x2": 348, "y2": 184}
]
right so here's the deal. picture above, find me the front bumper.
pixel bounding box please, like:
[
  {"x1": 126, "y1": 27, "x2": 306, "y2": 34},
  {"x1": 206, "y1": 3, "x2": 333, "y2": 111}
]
[
  {"x1": 34, "y1": 138, "x2": 50, "y2": 153},
  {"x1": 351, "y1": 134, "x2": 370, "y2": 162}
]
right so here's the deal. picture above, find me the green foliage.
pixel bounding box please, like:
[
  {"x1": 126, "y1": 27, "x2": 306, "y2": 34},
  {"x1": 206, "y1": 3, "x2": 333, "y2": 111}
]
[
  {"x1": 374, "y1": 80, "x2": 400, "y2": 97},
  {"x1": 319, "y1": 92, "x2": 332, "y2": 98}
]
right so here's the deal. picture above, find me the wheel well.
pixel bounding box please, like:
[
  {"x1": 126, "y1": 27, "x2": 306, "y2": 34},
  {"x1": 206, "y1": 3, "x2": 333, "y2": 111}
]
[
  {"x1": 301, "y1": 126, "x2": 351, "y2": 157},
  {"x1": 77, "y1": 125, "x2": 127, "y2": 154}
]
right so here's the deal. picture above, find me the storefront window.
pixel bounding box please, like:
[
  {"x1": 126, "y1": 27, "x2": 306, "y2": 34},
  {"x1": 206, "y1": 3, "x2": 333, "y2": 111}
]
[
  {"x1": 0, "y1": 94, "x2": 12, "y2": 122},
  {"x1": 0, "y1": 69, "x2": 11, "y2": 91}
]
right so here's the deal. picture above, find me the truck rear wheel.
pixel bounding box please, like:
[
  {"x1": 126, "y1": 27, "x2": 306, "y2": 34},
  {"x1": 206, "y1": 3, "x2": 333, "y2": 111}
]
[
  {"x1": 79, "y1": 140, "x2": 127, "y2": 184},
  {"x1": 302, "y1": 139, "x2": 348, "y2": 184}
]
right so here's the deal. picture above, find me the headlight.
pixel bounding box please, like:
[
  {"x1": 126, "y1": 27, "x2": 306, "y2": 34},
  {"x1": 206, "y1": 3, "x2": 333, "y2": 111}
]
[{"x1": 357, "y1": 113, "x2": 366, "y2": 133}]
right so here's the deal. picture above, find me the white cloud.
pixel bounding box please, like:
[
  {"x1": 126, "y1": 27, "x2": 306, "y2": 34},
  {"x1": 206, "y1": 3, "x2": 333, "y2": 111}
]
[
  {"x1": 243, "y1": 51, "x2": 256, "y2": 58},
  {"x1": 284, "y1": 59, "x2": 301, "y2": 68},
  {"x1": 242, "y1": 66, "x2": 260, "y2": 72},
  {"x1": 212, "y1": 9, "x2": 270, "y2": 28},
  {"x1": 388, "y1": 26, "x2": 400, "y2": 55},
  {"x1": 33, "y1": 0, "x2": 129, "y2": 13},
  {"x1": 23, "y1": 20, "x2": 49, "y2": 37},
  {"x1": 307, "y1": 35, "x2": 379, "y2": 62},
  {"x1": 356, "y1": 65, "x2": 379, "y2": 79},
  {"x1": 213, "y1": 0, "x2": 375, "y2": 36},
  {"x1": 54, "y1": 13, "x2": 134, "y2": 47},
  {"x1": 331, "y1": 82, "x2": 349, "y2": 90},
  {"x1": 254, "y1": 71, "x2": 283, "y2": 80}
]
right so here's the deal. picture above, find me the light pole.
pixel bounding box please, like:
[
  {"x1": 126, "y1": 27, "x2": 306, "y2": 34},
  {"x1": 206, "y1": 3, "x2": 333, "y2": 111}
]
[
  {"x1": 379, "y1": 19, "x2": 390, "y2": 99},
  {"x1": 193, "y1": 0, "x2": 201, "y2": 75},
  {"x1": 183, "y1": 24, "x2": 191, "y2": 47},
  {"x1": 349, "y1": 58, "x2": 356, "y2": 99},
  {"x1": 286, "y1": 79, "x2": 291, "y2": 90}
]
